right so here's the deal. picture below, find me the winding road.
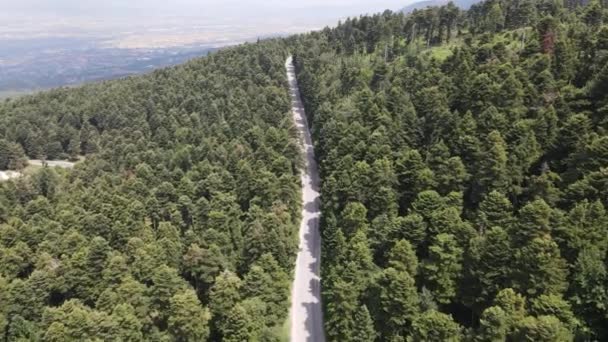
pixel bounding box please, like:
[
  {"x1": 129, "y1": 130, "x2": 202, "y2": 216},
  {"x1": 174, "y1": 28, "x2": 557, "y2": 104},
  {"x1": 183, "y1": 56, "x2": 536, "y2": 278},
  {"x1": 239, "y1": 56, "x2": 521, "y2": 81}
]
[{"x1": 286, "y1": 56, "x2": 325, "y2": 342}]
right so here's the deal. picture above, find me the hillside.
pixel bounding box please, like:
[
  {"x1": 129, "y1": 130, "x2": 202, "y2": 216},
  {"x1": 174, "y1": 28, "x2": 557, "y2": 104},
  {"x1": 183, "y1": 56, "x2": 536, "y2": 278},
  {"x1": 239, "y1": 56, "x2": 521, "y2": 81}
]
[
  {"x1": 0, "y1": 0, "x2": 608, "y2": 341},
  {"x1": 292, "y1": 0, "x2": 608, "y2": 340},
  {"x1": 0, "y1": 42, "x2": 301, "y2": 340}
]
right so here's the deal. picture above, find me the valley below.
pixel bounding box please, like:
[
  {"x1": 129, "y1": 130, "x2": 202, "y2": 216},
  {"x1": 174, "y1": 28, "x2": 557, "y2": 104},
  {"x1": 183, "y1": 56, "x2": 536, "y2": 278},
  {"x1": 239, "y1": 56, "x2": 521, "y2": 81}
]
[
  {"x1": 0, "y1": 13, "x2": 333, "y2": 98},
  {"x1": 0, "y1": 37, "x2": 217, "y2": 97}
]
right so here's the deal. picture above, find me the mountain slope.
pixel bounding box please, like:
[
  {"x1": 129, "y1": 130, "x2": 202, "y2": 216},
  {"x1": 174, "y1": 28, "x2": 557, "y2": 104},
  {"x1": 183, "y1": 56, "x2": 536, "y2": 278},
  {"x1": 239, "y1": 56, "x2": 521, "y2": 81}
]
[
  {"x1": 293, "y1": 0, "x2": 608, "y2": 340},
  {"x1": 1, "y1": 0, "x2": 608, "y2": 341},
  {"x1": 0, "y1": 41, "x2": 302, "y2": 341}
]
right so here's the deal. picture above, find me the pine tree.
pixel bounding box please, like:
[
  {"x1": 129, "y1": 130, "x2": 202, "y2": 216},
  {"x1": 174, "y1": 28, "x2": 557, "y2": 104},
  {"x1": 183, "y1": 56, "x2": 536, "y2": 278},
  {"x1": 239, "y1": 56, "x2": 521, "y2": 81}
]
[
  {"x1": 530, "y1": 294, "x2": 579, "y2": 331},
  {"x1": 223, "y1": 304, "x2": 255, "y2": 342},
  {"x1": 242, "y1": 253, "x2": 290, "y2": 326},
  {"x1": 513, "y1": 199, "x2": 552, "y2": 246},
  {"x1": 396, "y1": 150, "x2": 436, "y2": 210},
  {"x1": 428, "y1": 207, "x2": 476, "y2": 247},
  {"x1": 464, "y1": 227, "x2": 512, "y2": 310},
  {"x1": 0, "y1": 139, "x2": 12, "y2": 170},
  {"x1": 514, "y1": 237, "x2": 569, "y2": 297},
  {"x1": 168, "y1": 290, "x2": 211, "y2": 341},
  {"x1": 183, "y1": 243, "x2": 226, "y2": 291},
  {"x1": 534, "y1": 106, "x2": 559, "y2": 150},
  {"x1": 514, "y1": 315, "x2": 573, "y2": 341},
  {"x1": 111, "y1": 304, "x2": 144, "y2": 342},
  {"x1": 85, "y1": 236, "x2": 110, "y2": 302},
  {"x1": 493, "y1": 288, "x2": 527, "y2": 336},
  {"x1": 150, "y1": 265, "x2": 184, "y2": 318},
  {"x1": 353, "y1": 305, "x2": 376, "y2": 342},
  {"x1": 375, "y1": 267, "x2": 419, "y2": 339},
  {"x1": 102, "y1": 254, "x2": 129, "y2": 289},
  {"x1": 411, "y1": 190, "x2": 445, "y2": 222},
  {"x1": 476, "y1": 131, "x2": 509, "y2": 200},
  {"x1": 487, "y1": 1, "x2": 505, "y2": 32},
  {"x1": 325, "y1": 279, "x2": 359, "y2": 341},
  {"x1": 477, "y1": 306, "x2": 509, "y2": 341},
  {"x1": 388, "y1": 239, "x2": 418, "y2": 276},
  {"x1": 421, "y1": 234, "x2": 463, "y2": 304},
  {"x1": 477, "y1": 191, "x2": 513, "y2": 231},
  {"x1": 393, "y1": 214, "x2": 427, "y2": 248},
  {"x1": 411, "y1": 310, "x2": 462, "y2": 341},
  {"x1": 340, "y1": 202, "x2": 369, "y2": 237},
  {"x1": 209, "y1": 270, "x2": 242, "y2": 336},
  {"x1": 386, "y1": 87, "x2": 420, "y2": 148},
  {"x1": 569, "y1": 246, "x2": 608, "y2": 336},
  {"x1": 478, "y1": 106, "x2": 507, "y2": 135}
]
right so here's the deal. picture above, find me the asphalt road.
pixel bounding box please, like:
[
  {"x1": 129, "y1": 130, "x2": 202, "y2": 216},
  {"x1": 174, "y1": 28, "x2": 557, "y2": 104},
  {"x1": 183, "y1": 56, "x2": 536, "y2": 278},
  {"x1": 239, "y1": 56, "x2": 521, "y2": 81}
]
[{"x1": 286, "y1": 56, "x2": 325, "y2": 342}]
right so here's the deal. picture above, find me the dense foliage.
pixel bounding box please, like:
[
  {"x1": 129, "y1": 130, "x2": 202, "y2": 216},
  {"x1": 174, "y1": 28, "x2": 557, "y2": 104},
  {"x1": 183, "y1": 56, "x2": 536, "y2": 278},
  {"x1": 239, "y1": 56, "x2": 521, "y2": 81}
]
[
  {"x1": 2, "y1": 0, "x2": 608, "y2": 340},
  {"x1": 0, "y1": 41, "x2": 302, "y2": 340},
  {"x1": 292, "y1": 0, "x2": 608, "y2": 340}
]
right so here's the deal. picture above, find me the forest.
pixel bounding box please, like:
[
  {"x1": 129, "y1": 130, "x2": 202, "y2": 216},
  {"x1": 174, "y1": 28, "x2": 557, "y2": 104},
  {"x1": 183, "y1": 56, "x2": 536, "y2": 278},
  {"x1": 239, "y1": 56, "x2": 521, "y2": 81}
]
[
  {"x1": 0, "y1": 41, "x2": 302, "y2": 340},
  {"x1": 291, "y1": 0, "x2": 608, "y2": 340},
  {"x1": 0, "y1": 0, "x2": 607, "y2": 340}
]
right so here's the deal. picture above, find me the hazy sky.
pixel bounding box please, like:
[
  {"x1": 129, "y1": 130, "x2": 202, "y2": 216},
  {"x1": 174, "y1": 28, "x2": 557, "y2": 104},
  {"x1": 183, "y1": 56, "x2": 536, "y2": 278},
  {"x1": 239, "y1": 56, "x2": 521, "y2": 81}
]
[
  {"x1": 3, "y1": 0, "x2": 410, "y2": 19},
  {"x1": 0, "y1": 0, "x2": 414, "y2": 48}
]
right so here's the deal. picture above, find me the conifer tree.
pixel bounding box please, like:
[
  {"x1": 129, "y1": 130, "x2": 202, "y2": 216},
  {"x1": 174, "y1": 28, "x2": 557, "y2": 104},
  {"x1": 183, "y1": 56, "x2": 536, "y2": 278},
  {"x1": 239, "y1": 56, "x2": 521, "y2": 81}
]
[
  {"x1": 514, "y1": 237, "x2": 568, "y2": 297},
  {"x1": 411, "y1": 310, "x2": 462, "y2": 342},
  {"x1": 477, "y1": 306, "x2": 509, "y2": 341},
  {"x1": 422, "y1": 234, "x2": 463, "y2": 304},
  {"x1": 325, "y1": 279, "x2": 359, "y2": 341},
  {"x1": 209, "y1": 270, "x2": 242, "y2": 336},
  {"x1": 464, "y1": 227, "x2": 512, "y2": 310},
  {"x1": 374, "y1": 267, "x2": 419, "y2": 339},
  {"x1": 477, "y1": 131, "x2": 509, "y2": 199},
  {"x1": 352, "y1": 305, "x2": 376, "y2": 342},
  {"x1": 168, "y1": 290, "x2": 211, "y2": 342},
  {"x1": 388, "y1": 239, "x2": 418, "y2": 276},
  {"x1": 222, "y1": 304, "x2": 256, "y2": 342}
]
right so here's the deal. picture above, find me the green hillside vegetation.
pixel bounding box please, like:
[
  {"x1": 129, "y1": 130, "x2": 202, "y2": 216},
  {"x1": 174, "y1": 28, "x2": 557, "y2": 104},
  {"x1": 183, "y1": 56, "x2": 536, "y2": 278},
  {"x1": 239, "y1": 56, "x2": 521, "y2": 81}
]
[
  {"x1": 0, "y1": 42, "x2": 301, "y2": 340},
  {"x1": 0, "y1": 0, "x2": 607, "y2": 340},
  {"x1": 291, "y1": 0, "x2": 608, "y2": 340}
]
